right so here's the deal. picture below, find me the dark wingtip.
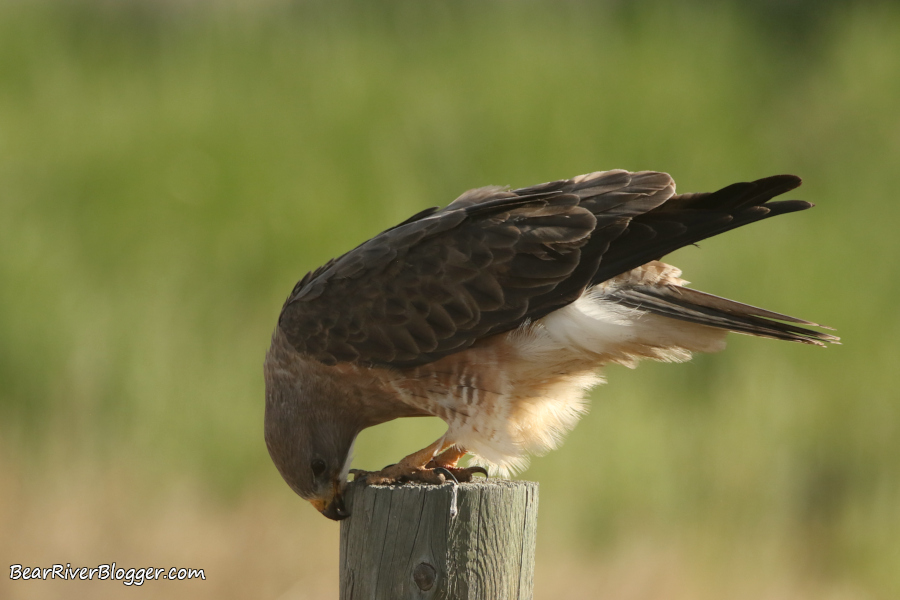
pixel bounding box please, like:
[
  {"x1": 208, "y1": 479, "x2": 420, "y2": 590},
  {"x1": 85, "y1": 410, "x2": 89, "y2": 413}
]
[
  {"x1": 751, "y1": 175, "x2": 803, "y2": 202},
  {"x1": 761, "y1": 174, "x2": 802, "y2": 191},
  {"x1": 766, "y1": 199, "x2": 814, "y2": 215}
]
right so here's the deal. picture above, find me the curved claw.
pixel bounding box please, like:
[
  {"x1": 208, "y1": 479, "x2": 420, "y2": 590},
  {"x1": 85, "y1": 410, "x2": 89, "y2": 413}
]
[
  {"x1": 467, "y1": 466, "x2": 489, "y2": 478},
  {"x1": 433, "y1": 467, "x2": 458, "y2": 484}
]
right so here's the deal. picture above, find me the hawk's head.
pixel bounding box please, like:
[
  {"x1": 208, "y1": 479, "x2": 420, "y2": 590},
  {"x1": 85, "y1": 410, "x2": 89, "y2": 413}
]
[{"x1": 263, "y1": 332, "x2": 360, "y2": 521}]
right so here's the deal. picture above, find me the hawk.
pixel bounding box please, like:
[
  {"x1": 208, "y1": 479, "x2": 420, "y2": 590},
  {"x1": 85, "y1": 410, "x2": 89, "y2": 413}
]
[{"x1": 264, "y1": 169, "x2": 838, "y2": 520}]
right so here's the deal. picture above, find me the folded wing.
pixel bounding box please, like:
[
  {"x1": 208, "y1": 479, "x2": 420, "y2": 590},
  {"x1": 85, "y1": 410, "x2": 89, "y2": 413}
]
[{"x1": 277, "y1": 170, "x2": 835, "y2": 368}]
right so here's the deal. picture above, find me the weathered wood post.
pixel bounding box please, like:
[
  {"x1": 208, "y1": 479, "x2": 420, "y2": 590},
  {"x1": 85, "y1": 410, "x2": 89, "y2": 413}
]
[{"x1": 340, "y1": 479, "x2": 539, "y2": 599}]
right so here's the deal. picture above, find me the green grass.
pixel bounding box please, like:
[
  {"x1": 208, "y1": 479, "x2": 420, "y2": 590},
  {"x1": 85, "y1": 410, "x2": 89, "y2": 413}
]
[{"x1": 1, "y1": 1, "x2": 898, "y2": 596}]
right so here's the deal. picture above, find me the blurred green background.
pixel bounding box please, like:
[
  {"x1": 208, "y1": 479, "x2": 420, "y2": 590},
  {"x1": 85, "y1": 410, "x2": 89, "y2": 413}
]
[{"x1": 1, "y1": 1, "x2": 898, "y2": 598}]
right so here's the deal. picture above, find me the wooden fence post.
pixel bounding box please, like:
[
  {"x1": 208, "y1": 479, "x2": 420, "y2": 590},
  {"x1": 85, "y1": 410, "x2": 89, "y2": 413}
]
[{"x1": 339, "y1": 479, "x2": 539, "y2": 599}]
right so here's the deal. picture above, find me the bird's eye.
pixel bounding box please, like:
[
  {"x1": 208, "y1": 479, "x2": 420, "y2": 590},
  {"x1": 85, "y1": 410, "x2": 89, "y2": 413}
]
[{"x1": 310, "y1": 459, "x2": 327, "y2": 477}]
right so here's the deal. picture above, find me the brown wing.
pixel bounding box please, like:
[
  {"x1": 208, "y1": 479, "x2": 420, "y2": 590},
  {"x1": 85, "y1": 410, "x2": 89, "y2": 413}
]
[{"x1": 277, "y1": 170, "x2": 810, "y2": 368}]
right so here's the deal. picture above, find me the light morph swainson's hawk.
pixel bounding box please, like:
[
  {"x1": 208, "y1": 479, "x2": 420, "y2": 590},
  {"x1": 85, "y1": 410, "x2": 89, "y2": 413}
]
[{"x1": 264, "y1": 170, "x2": 838, "y2": 520}]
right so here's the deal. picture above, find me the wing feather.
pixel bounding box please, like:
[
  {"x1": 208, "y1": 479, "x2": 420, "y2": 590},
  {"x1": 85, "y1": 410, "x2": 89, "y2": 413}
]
[{"x1": 277, "y1": 170, "x2": 830, "y2": 367}]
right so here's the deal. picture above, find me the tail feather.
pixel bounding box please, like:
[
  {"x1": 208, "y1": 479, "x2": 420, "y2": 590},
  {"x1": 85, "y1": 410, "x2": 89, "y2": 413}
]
[{"x1": 609, "y1": 284, "x2": 839, "y2": 347}]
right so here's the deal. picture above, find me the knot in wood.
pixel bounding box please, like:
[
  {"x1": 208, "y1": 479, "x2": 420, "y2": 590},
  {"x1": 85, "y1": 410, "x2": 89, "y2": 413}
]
[{"x1": 412, "y1": 562, "x2": 436, "y2": 591}]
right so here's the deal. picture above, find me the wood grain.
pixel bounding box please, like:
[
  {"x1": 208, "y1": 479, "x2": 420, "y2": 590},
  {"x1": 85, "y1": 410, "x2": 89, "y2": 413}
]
[{"x1": 340, "y1": 479, "x2": 538, "y2": 600}]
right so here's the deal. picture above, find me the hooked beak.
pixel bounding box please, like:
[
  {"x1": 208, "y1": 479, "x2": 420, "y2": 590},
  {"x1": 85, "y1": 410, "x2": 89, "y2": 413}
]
[
  {"x1": 310, "y1": 479, "x2": 350, "y2": 521},
  {"x1": 321, "y1": 492, "x2": 350, "y2": 521}
]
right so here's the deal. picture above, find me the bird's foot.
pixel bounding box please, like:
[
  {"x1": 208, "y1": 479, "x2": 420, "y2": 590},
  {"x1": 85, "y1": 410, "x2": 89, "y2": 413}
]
[
  {"x1": 349, "y1": 464, "x2": 441, "y2": 485},
  {"x1": 349, "y1": 464, "x2": 488, "y2": 486}
]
